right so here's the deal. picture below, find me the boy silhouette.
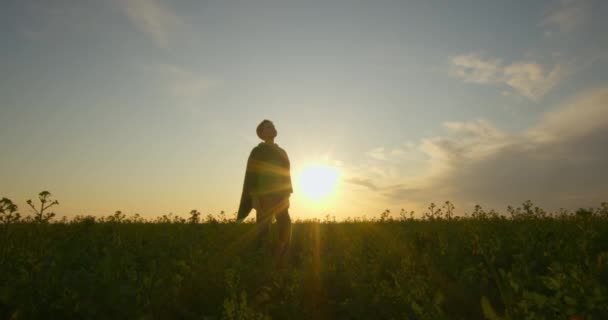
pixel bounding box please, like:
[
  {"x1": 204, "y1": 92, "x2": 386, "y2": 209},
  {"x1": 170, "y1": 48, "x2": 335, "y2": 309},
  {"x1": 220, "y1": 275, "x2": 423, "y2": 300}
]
[{"x1": 237, "y1": 120, "x2": 292, "y2": 255}]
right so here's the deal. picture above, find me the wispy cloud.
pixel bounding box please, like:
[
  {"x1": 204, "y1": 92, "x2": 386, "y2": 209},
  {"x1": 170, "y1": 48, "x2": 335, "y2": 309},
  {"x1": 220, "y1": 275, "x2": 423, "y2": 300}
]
[
  {"x1": 344, "y1": 178, "x2": 380, "y2": 191},
  {"x1": 449, "y1": 54, "x2": 562, "y2": 101},
  {"x1": 156, "y1": 64, "x2": 217, "y2": 99},
  {"x1": 344, "y1": 177, "x2": 423, "y2": 204},
  {"x1": 504, "y1": 62, "x2": 562, "y2": 101},
  {"x1": 527, "y1": 86, "x2": 608, "y2": 143},
  {"x1": 443, "y1": 119, "x2": 504, "y2": 139},
  {"x1": 366, "y1": 144, "x2": 413, "y2": 162},
  {"x1": 449, "y1": 54, "x2": 503, "y2": 84},
  {"x1": 138, "y1": 63, "x2": 219, "y2": 112},
  {"x1": 350, "y1": 86, "x2": 608, "y2": 212},
  {"x1": 118, "y1": 0, "x2": 183, "y2": 48},
  {"x1": 541, "y1": 0, "x2": 589, "y2": 33}
]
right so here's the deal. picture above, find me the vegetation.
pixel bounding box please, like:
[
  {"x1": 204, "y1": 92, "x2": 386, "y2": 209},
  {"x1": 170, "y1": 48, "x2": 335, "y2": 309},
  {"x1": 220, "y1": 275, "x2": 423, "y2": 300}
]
[{"x1": 1, "y1": 192, "x2": 607, "y2": 319}]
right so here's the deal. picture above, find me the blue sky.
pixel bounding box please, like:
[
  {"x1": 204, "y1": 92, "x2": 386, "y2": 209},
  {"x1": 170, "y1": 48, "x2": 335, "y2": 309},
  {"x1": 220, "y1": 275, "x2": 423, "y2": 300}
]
[{"x1": 1, "y1": 0, "x2": 607, "y2": 219}]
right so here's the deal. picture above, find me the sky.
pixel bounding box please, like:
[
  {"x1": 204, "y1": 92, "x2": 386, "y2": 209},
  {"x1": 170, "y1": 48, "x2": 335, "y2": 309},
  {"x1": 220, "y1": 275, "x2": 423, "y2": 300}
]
[{"x1": 1, "y1": 0, "x2": 607, "y2": 220}]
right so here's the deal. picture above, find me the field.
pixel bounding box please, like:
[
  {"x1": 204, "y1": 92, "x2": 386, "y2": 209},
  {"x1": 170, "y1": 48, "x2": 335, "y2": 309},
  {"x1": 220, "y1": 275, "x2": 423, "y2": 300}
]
[{"x1": 1, "y1": 199, "x2": 608, "y2": 319}]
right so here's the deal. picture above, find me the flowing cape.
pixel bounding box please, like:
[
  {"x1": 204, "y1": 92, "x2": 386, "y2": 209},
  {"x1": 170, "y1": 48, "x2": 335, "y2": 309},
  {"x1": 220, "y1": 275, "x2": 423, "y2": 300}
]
[{"x1": 237, "y1": 143, "x2": 292, "y2": 220}]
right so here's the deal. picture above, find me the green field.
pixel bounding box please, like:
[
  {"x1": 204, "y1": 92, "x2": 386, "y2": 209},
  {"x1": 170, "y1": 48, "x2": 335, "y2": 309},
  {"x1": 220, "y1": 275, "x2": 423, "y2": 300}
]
[{"x1": 1, "y1": 200, "x2": 608, "y2": 319}]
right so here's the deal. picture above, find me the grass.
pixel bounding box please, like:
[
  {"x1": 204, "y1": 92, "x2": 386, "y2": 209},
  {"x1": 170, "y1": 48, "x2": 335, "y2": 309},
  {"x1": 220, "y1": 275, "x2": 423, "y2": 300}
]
[{"x1": 1, "y1": 195, "x2": 608, "y2": 319}]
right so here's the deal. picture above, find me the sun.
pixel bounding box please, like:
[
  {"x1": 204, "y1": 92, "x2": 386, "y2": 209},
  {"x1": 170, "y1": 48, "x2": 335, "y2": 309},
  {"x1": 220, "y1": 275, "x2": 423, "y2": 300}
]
[{"x1": 297, "y1": 164, "x2": 340, "y2": 201}]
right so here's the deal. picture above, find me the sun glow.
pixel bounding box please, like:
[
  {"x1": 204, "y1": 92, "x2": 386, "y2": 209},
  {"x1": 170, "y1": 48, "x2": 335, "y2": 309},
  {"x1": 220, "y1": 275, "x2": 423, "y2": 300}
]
[{"x1": 298, "y1": 164, "x2": 341, "y2": 201}]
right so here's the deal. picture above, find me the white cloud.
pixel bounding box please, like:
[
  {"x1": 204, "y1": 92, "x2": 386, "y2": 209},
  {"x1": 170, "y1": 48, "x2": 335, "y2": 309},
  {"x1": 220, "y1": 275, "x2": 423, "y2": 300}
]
[
  {"x1": 366, "y1": 144, "x2": 415, "y2": 162},
  {"x1": 348, "y1": 86, "x2": 608, "y2": 212},
  {"x1": 156, "y1": 64, "x2": 217, "y2": 99},
  {"x1": 118, "y1": 0, "x2": 183, "y2": 48},
  {"x1": 366, "y1": 147, "x2": 389, "y2": 161},
  {"x1": 449, "y1": 54, "x2": 502, "y2": 84},
  {"x1": 418, "y1": 119, "x2": 511, "y2": 174},
  {"x1": 527, "y1": 86, "x2": 608, "y2": 143},
  {"x1": 541, "y1": 0, "x2": 588, "y2": 33},
  {"x1": 504, "y1": 63, "x2": 562, "y2": 101},
  {"x1": 344, "y1": 177, "x2": 380, "y2": 191},
  {"x1": 139, "y1": 63, "x2": 218, "y2": 112},
  {"x1": 449, "y1": 54, "x2": 562, "y2": 101},
  {"x1": 350, "y1": 120, "x2": 510, "y2": 203},
  {"x1": 443, "y1": 119, "x2": 504, "y2": 138}
]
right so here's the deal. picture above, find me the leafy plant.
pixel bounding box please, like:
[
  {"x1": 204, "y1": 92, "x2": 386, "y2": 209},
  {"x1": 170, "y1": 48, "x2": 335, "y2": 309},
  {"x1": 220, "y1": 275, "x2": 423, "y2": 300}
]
[
  {"x1": 1, "y1": 195, "x2": 607, "y2": 319},
  {"x1": 0, "y1": 197, "x2": 20, "y2": 224},
  {"x1": 26, "y1": 190, "x2": 58, "y2": 223}
]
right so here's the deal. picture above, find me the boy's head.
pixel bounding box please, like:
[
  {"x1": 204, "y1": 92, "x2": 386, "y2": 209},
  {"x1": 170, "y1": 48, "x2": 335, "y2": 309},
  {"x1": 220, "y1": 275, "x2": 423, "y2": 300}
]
[{"x1": 256, "y1": 119, "x2": 277, "y2": 141}]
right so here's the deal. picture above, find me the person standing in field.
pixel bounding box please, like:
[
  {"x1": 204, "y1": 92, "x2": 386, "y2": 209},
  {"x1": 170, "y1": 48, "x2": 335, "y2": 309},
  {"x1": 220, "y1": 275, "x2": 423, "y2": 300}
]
[{"x1": 237, "y1": 119, "x2": 293, "y2": 256}]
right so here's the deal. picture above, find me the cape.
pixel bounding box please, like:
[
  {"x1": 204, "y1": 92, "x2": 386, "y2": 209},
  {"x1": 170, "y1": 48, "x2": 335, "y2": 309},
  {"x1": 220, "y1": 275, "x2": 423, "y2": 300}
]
[{"x1": 237, "y1": 142, "x2": 292, "y2": 220}]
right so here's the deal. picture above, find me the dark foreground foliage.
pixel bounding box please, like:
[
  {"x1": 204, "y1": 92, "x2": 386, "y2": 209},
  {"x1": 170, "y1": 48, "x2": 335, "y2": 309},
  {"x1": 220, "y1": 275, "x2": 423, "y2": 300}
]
[{"x1": 1, "y1": 197, "x2": 608, "y2": 319}]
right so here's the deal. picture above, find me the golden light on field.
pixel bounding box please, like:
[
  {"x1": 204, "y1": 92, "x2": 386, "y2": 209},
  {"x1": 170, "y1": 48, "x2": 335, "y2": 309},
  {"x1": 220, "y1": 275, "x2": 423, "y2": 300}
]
[{"x1": 297, "y1": 164, "x2": 341, "y2": 201}]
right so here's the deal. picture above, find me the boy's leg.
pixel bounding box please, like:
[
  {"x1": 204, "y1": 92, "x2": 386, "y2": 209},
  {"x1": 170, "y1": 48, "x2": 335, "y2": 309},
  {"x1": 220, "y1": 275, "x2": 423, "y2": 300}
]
[
  {"x1": 275, "y1": 197, "x2": 291, "y2": 258},
  {"x1": 256, "y1": 205, "x2": 272, "y2": 249}
]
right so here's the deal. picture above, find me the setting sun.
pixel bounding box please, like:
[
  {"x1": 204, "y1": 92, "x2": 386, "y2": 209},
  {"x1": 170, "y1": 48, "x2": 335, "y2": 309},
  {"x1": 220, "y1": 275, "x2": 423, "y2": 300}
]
[{"x1": 297, "y1": 164, "x2": 340, "y2": 201}]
